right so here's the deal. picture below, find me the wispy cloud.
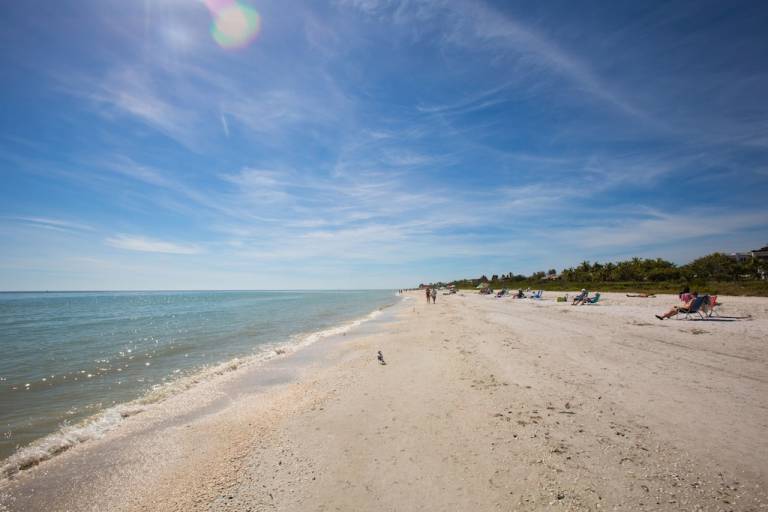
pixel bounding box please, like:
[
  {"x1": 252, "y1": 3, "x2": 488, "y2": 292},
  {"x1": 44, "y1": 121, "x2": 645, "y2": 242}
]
[
  {"x1": 416, "y1": 82, "x2": 513, "y2": 115},
  {"x1": 76, "y1": 67, "x2": 200, "y2": 147},
  {"x1": 222, "y1": 88, "x2": 344, "y2": 139},
  {"x1": 342, "y1": 0, "x2": 654, "y2": 123},
  {"x1": 552, "y1": 209, "x2": 768, "y2": 251},
  {"x1": 6, "y1": 216, "x2": 95, "y2": 233},
  {"x1": 220, "y1": 114, "x2": 230, "y2": 138},
  {"x1": 105, "y1": 235, "x2": 202, "y2": 255}
]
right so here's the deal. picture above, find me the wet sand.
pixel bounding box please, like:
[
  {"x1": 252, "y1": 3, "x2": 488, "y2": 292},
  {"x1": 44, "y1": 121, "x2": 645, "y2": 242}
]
[{"x1": 2, "y1": 291, "x2": 768, "y2": 511}]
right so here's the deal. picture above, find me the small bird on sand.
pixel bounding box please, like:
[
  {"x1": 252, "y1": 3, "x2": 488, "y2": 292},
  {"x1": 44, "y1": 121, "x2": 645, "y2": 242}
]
[{"x1": 377, "y1": 350, "x2": 386, "y2": 365}]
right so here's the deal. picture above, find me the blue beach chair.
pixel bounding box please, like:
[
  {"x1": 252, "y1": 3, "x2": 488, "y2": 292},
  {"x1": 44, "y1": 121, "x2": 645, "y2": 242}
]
[
  {"x1": 676, "y1": 295, "x2": 707, "y2": 320},
  {"x1": 583, "y1": 292, "x2": 601, "y2": 305}
]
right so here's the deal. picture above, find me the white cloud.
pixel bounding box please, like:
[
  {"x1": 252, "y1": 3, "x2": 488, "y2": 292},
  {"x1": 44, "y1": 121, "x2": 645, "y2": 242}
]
[
  {"x1": 220, "y1": 114, "x2": 230, "y2": 138},
  {"x1": 555, "y1": 209, "x2": 768, "y2": 251},
  {"x1": 105, "y1": 235, "x2": 202, "y2": 255},
  {"x1": 8, "y1": 216, "x2": 95, "y2": 232},
  {"x1": 84, "y1": 67, "x2": 200, "y2": 147},
  {"x1": 416, "y1": 82, "x2": 513, "y2": 115},
  {"x1": 342, "y1": 0, "x2": 653, "y2": 123}
]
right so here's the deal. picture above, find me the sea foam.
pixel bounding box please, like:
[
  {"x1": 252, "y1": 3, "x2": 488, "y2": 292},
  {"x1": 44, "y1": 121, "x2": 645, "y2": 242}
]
[{"x1": 0, "y1": 306, "x2": 387, "y2": 481}]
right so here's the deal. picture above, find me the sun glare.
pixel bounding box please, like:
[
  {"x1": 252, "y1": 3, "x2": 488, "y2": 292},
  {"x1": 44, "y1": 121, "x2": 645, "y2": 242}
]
[{"x1": 206, "y1": 0, "x2": 261, "y2": 49}]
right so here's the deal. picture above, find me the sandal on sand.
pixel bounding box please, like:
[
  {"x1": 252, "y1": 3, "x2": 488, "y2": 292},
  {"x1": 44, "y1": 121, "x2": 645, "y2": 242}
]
[{"x1": 655, "y1": 315, "x2": 664, "y2": 320}]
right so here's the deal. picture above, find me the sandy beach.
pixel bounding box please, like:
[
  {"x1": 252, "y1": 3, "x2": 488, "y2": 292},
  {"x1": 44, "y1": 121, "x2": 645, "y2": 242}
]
[{"x1": 2, "y1": 291, "x2": 768, "y2": 511}]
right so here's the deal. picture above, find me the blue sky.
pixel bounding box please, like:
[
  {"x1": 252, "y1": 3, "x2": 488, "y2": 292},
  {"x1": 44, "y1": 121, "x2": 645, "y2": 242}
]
[{"x1": 1, "y1": 0, "x2": 767, "y2": 290}]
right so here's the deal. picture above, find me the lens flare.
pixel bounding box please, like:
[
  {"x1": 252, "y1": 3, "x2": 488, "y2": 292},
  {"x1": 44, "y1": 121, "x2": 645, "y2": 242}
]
[
  {"x1": 211, "y1": 2, "x2": 261, "y2": 49},
  {"x1": 204, "y1": 0, "x2": 232, "y2": 13}
]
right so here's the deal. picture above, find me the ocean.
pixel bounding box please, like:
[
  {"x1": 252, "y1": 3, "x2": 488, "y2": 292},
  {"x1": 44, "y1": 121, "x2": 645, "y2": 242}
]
[{"x1": 0, "y1": 290, "x2": 397, "y2": 469}]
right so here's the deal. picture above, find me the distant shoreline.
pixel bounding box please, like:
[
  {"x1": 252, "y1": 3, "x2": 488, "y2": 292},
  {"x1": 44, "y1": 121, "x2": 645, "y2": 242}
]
[{"x1": 0, "y1": 288, "x2": 397, "y2": 293}]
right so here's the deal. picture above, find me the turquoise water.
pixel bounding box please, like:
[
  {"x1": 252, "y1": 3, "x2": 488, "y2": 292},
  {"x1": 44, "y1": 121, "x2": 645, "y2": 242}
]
[{"x1": 0, "y1": 290, "x2": 397, "y2": 463}]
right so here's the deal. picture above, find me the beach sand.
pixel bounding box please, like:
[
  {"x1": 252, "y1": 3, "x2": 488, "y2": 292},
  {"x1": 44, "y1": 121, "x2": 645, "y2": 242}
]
[{"x1": 2, "y1": 291, "x2": 768, "y2": 511}]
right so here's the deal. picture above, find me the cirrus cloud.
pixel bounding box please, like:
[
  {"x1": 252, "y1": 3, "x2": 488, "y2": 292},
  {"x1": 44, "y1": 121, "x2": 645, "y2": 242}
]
[{"x1": 105, "y1": 235, "x2": 202, "y2": 255}]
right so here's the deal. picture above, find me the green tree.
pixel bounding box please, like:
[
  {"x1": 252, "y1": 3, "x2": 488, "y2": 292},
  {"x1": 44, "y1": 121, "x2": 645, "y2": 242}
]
[{"x1": 683, "y1": 253, "x2": 739, "y2": 281}]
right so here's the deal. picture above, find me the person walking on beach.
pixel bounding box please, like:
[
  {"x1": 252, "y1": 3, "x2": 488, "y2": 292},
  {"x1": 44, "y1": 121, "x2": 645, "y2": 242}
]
[
  {"x1": 425, "y1": 287, "x2": 431, "y2": 303},
  {"x1": 431, "y1": 288, "x2": 437, "y2": 304}
]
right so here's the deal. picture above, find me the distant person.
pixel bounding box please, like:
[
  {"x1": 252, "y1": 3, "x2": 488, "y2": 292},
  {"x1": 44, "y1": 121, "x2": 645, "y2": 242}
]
[
  {"x1": 516, "y1": 289, "x2": 525, "y2": 299},
  {"x1": 656, "y1": 292, "x2": 698, "y2": 320},
  {"x1": 572, "y1": 289, "x2": 588, "y2": 305},
  {"x1": 431, "y1": 288, "x2": 437, "y2": 303},
  {"x1": 425, "y1": 288, "x2": 431, "y2": 303}
]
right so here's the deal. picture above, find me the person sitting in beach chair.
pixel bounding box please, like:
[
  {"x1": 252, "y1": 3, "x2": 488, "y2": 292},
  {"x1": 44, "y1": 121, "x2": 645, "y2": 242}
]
[
  {"x1": 655, "y1": 292, "x2": 703, "y2": 320},
  {"x1": 571, "y1": 289, "x2": 588, "y2": 305},
  {"x1": 580, "y1": 292, "x2": 601, "y2": 305},
  {"x1": 515, "y1": 289, "x2": 525, "y2": 299},
  {"x1": 681, "y1": 294, "x2": 709, "y2": 319}
]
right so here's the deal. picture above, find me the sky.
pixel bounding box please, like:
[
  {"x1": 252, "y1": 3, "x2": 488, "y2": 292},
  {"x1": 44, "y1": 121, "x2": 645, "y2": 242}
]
[{"x1": 1, "y1": 0, "x2": 767, "y2": 290}]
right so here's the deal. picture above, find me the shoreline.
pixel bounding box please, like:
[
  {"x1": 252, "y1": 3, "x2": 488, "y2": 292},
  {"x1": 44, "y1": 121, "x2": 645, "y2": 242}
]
[
  {"x1": 0, "y1": 297, "x2": 399, "y2": 482},
  {"x1": 2, "y1": 291, "x2": 767, "y2": 511}
]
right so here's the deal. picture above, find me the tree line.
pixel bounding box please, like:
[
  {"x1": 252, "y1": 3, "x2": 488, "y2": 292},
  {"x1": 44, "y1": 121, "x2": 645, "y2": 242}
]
[{"x1": 455, "y1": 252, "x2": 767, "y2": 287}]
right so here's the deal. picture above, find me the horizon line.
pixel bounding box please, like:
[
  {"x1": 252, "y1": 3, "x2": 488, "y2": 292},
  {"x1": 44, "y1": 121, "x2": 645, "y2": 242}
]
[{"x1": 0, "y1": 288, "x2": 399, "y2": 293}]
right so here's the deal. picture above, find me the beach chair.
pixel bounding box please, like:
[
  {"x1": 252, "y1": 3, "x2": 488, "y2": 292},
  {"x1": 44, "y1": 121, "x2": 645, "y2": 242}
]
[
  {"x1": 530, "y1": 290, "x2": 543, "y2": 300},
  {"x1": 571, "y1": 291, "x2": 588, "y2": 305},
  {"x1": 583, "y1": 292, "x2": 601, "y2": 305},
  {"x1": 705, "y1": 295, "x2": 721, "y2": 317},
  {"x1": 675, "y1": 295, "x2": 707, "y2": 320}
]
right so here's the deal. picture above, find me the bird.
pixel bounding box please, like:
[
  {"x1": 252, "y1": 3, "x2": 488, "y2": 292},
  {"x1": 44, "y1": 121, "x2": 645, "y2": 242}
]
[{"x1": 377, "y1": 350, "x2": 386, "y2": 365}]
